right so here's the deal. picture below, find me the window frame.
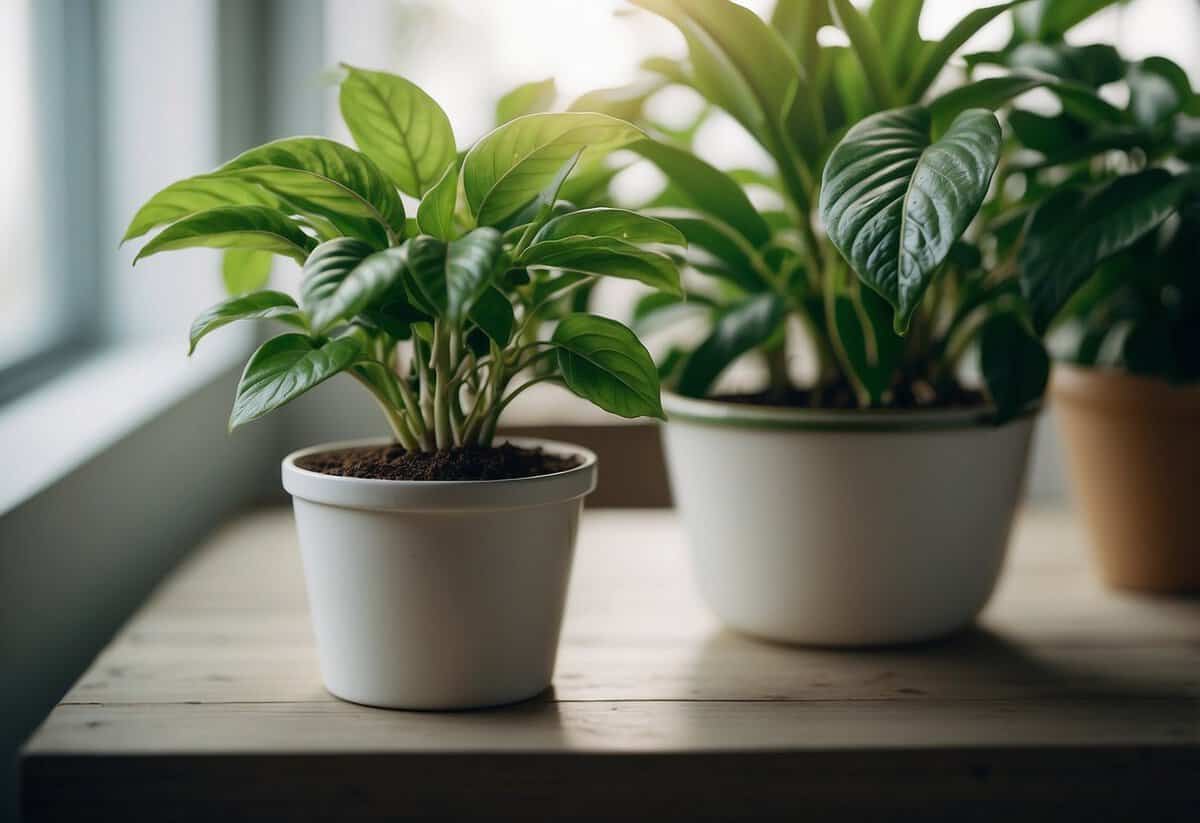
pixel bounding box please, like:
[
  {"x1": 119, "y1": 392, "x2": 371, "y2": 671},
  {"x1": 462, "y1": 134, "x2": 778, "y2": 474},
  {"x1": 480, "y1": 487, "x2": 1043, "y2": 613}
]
[{"x1": 0, "y1": 0, "x2": 104, "y2": 405}]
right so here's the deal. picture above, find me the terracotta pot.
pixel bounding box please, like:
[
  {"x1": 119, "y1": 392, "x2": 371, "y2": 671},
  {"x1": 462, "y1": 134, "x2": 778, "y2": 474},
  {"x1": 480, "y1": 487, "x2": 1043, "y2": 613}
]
[{"x1": 1053, "y1": 364, "x2": 1200, "y2": 593}]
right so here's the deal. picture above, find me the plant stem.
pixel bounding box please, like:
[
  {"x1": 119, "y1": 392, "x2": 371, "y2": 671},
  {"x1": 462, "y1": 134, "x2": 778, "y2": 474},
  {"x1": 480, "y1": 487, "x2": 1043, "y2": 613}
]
[{"x1": 432, "y1": 321, "x2": 452, "y2": 449}]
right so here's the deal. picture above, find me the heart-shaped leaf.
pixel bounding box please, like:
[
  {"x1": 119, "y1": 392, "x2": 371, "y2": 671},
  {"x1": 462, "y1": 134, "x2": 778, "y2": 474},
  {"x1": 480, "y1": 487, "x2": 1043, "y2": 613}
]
[
  {"x1": 306, "y1": 244, "x2": 410, "y2": 335},
  {"x1": 462, "y1": 113, "x2": 644, "y2": 226},
  {"x1": 339, "y1": 65, "x2": 457, "y2": 198},
  {"x1": 218, "y1": 137, "x2": 406, "y2": 243},
  {"x1": 133, "y1": 206, "x2": 316, "y2": 264},
  {"x1": 552, "y1": 313, "x2": 664, "y2": 419},
  {"x1": 405, "y1": 229, "x2": 503, "y2": 326},
  {"x1": 532, "y1": 208, "x2": 686, "y2": 246},
  {"x1": 416, "y1": 157, "x2": 461, "y2": 241},
  {"x1": 1019, "y1": 169, "x2": 1186, "y2": 331},
  {"x1": 230, "y1": 334, "x2": 361, "y2": 429},
  {"x1": 819, "y1": 105, "x2": 1002, "y2": 333},
  {"x1": 123, "y1": 175, "x2": 281, "y2": 243},
  {"x1": 630, "y1": 139, "x2": 771, "y2": 248},
  {"x1": 520, "y1": 237, "x2": 682, "y2": 296},
  {"x1": 222, "y1": 249, "x2": 274, "y2": 296},
  {"x1": 496, "y1": 78, "x2": 557, "y2": 125},
  {"x1": 189, "y1": 291, "x2": 300, "y2": 354},
  {"x1": 676, "y1": 292, "x2": 787, "y2": 397},
  {"x1": 979, "y1": 312, "x2": 1048, "y2": 423}
]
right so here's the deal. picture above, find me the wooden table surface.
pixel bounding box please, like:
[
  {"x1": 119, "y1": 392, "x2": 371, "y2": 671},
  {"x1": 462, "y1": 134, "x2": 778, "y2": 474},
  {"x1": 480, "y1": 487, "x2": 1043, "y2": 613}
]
[{"x1": 21, "y1": 508, "x2": 1200, "y2": 821}]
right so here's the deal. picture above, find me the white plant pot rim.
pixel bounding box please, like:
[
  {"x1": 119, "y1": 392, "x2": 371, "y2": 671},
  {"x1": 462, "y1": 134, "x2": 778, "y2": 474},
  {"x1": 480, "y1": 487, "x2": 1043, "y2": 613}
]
[
  {"x1": 282, "y1": 436, "x2": 597, "y2": 513},
  {"x1": 662, "y1": 391, "x2": 1040, "y2": 433}
]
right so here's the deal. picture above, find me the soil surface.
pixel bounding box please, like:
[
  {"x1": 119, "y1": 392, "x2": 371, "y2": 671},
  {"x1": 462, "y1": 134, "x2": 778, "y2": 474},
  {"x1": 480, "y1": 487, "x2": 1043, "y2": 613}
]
[
  {"x1": 296, "y1": 442, "x2": 581, "y2": 482},
  {"x1": 714, "y1": 380, "x2": 986, "y2": 411}
]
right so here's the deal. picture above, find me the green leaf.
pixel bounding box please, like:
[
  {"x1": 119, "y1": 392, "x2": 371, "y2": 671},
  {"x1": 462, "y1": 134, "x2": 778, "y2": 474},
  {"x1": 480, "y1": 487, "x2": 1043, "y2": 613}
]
[
  {"x1": 310, "y1": 246, "x2": 409, "y2": 334},
  {"x1": 1019, "y1": 170, "x2": 1186, "y2": 332},
  {"x1": 1007, "y1": 109, "x2": 1087, "y2": 155},
  {"x1": 300, "y1": 237, "x2": 375, "y2": 322},
  {"x1": 218, "y1": 137, "x2": 406, "y2": 242},
  {"x1": 904, "y1": 1, "x2": 1026, "y2": 101},
  {"x1": 416, "y1": 157, "x2": 462, "y2": 241},
  {"x1": 496, "y1": 78, "x2": 557, "y2": 125},
  {"x1": 630, "y1": 139, "x2": 771, "y2": 247},
  {"x1": 643, "y1": 207, "x2": 770, "y2": 292},
  {"x1": 188, "y1": 291, "x2": 299, "y2": 355},
  {"x1": 1128, "y1": 57, "x2": 1192, "y2": 129},
  {"x1": 819, "y1": 106, "x2": 1002, "y2": 333},
  {"x1": 568, "y1": 77, "x2": 666, "y2": 122},
  {"x1": 1002, "y1": 42, "x2": 1125, "y2": 87},
  {"x1": 123, "y1": 175, "x2": 281, "y2": 243},
  {"x1": 929, "y1": 71, "x2": 1123, "y2": 134},
  {"x1": 338, "y1": 65, "x2": 456, "y2": 198},
  {"x1": 771, "y1": 0, "x2": 831, "y2": 75},
  {"x1": 829, "y1": 0, "x2": 895, "y2": 108},
  {"x1": 462, "y1": 112, "x2": 644, "y2": 226},
  {"x1": 406, "y1": 229, "x2": 504, "y2": 326},
  {"x1": 469, "y1": 286, "x2": 514, "y2": 346},
  {"x1": 133, "y1": 206, "x2": 316, "y2": 264},
  {"x1": 979, "y1": 312, "x2": 1048, "y2": 423},
  {"x1": 552, "y1": 313, "x2": 664, "y2": 419},
  {"x1": 521, "y1": 237, "x2": 682, "y2": 296},
  {"x1": 1015, "y1": 0, "x2": 1122, "y2": 40},
  {"x1": 532, "y1": 208, "x2": 686, "y2": 246},
  {"x1": 874, "y1": 0, "x2": 924, "y2": 88},
  {"x1": 632, "y1": 0, "x2": 805, "y2": 163},
  {"x1": 676, "y1": 292, "x2": 786, "y2": 397},
  {"x1": 230, "y1": 334, "x2": 361, "y2": 429},
  {"x1": 222, "y1": 249, "x2": 273, "y2": 296}
]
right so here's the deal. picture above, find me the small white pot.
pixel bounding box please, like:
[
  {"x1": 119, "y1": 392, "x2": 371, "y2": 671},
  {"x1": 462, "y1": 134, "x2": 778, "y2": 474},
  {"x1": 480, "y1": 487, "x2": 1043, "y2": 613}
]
[
  {"x1": 281, "y1": 437, "x2": 597, "y2": 710},
  {"x1": 662, "y1": 394, "x2": 1036, "y2": 647}
]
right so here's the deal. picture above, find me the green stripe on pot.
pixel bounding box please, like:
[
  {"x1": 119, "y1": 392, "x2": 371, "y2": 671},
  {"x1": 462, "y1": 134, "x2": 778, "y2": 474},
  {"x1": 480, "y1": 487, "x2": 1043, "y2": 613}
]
[{"x1": 662, "y1": 392, "x2": 1040, "y2": 432}]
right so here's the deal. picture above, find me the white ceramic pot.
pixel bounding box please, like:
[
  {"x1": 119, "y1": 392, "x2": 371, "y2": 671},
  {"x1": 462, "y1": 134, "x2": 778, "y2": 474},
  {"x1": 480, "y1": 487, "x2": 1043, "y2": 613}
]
[
  {"x1": 281, "y1": 437, "x2": 597, "y2": 710},
  {"x1": 662, "y1": 394, "x2": 1036, "y2": 647}
]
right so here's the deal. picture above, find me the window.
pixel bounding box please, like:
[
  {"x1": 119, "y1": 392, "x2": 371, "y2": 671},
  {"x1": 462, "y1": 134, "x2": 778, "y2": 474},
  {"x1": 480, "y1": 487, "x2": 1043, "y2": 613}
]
[{"x1": 0, "y1": 0, "x2": 100, "y2": 398}]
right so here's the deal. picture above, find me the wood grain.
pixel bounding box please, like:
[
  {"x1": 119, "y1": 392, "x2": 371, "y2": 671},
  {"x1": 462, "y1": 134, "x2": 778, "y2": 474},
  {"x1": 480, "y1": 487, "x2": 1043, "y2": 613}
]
[{"x1": 21, "y1": 508, "x2": 1200, "y2": 821}]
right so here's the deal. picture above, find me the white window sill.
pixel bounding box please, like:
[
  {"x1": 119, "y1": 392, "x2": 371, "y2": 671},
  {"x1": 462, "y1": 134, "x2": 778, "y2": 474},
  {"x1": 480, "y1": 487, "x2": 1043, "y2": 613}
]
[{"x1": 0, "y1": 333, "x2": 248, "y2": 516}]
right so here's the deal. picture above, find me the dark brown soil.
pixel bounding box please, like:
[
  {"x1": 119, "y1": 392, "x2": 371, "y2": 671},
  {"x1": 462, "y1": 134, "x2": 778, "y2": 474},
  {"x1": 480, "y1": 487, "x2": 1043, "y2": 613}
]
[
  {"x1": 714, "y1": 380, "x2": 986, "y2": 411},
  {"x1": 296, "y1": 442, "x2": 581, "y2": 482}
]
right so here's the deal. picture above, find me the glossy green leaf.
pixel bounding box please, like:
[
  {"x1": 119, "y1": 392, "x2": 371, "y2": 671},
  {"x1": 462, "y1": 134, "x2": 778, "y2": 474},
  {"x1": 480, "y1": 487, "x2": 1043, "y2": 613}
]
[
  {"x1": 1007, "y1": 109, "x2": 1087, "y2": 155},
  {"x1": 643, "y1": 208, "x2": 769, "y2": 292},
  {"x1": 929, "y1": 71, "x2": 1122, "y2": 133},
  {"x1": 904, "y1": 1, "x2": 1026, "y2": 101},
  {"x1": 831, "y1": 288, "x2": 904, "y2": 405},
  {"x1": 218, "y1": 137, "x2": 406, "y2": 242},
  {"x1": 829, "y1": 0, "x2": 895, "y2": 108},
  {"x1": 496, "y1": 78, "x2": 557, "y2": 125},
  {"x1": 300, "y1": 237, "x2": 375, "y2": 323},
  {"x1": 521, "y1": 237, "x2": 682, "y2": 296},
  {"x1": 630, "y1": 139, "x2": 771, "y2": 247},
  {"x1": 468, "y1": 286, "x2": 514, "y2": 346},
  {"x1": 1002, "y1": 42, "x2": 1125, "y2": 87},
  {"x1": 462, "y1": 112, "x2": 644, "y2": 226},
  {"x1": 532, "y1": 208, "x2": 686, "y2": 246},
  {"x1": 230, "y1": 334, "x2": 361, "y2": 429},
  {"x1": 1019, "y1": 170, "x2": 1186, "y2": 332},
  {"x1": 979, "y1": 313, "x2": 1048, "y2": 423},
  {"x1": 222, "y1": 249, "x2": 273, "y2": 296},
  {"x1": 819, "y1": 106, "x2": 1002, "y2": 332},
  {"x1": 416, "y1": 157, "x2": 461, "y2": 241},
  {"x1": 676, "y1": 292, "x2": 786, "y2": 397},
  {"x1": 188, "y1": 290, "x2": 299, "y2": 355},
  {"x1": 1128, "y1": 57, "x2": 1192, "y2": 129},
  {"x1": 123, "y1": 175, "x2": 281, "y2": 243},
  {"x1": 406, "y1": 229, "x2": 503, "y2": 326},
  {"x1": 133, "y1": 206, "x2": 316, "y2": 264},
  {"x1": 310, "y1": 246, "x2": 409, "y2": 334},
  {"x1": 339, "y1": 65, "x2": 456, "y2": 198},
  {"x1": 552, "y1": 313, "x2": 664, "y2": 419}
]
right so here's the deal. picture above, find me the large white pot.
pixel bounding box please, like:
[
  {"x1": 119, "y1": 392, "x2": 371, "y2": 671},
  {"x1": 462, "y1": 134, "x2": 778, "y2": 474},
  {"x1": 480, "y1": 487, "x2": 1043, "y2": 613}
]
[
  {"x1": 662, "y1": 394, "x2": 1036, "y2": 647},
  {"x1": 281, "y1": 437, "x2": 596, "y2": 710}
]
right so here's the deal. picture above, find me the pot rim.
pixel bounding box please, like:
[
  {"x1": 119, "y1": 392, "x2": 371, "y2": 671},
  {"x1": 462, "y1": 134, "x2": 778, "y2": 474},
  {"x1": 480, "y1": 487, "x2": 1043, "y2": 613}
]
[
  {"x1": 662, "y1": 390, "x2": 1040, "y2": 432},
  {"x1": 282, "y1": 436, "x2": 598, "y2": 512}
]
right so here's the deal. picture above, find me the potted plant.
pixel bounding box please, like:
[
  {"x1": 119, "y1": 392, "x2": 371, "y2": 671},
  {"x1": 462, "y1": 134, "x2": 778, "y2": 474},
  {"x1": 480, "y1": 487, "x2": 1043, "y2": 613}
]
[
  {"x1": 573, "y1": 0, "x2": 1142, "y2": 645},
  {"x1": 999, "y1": 47, "x2": 1199, "y2": 591},
  {"x1": 123, "y1": 66, "x2": 684, "y2": 708}
]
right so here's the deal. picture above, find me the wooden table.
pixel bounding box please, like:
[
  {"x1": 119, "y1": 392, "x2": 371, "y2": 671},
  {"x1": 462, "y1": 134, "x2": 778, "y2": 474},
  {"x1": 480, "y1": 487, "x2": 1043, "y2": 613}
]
[{"x1": 21, "y1": 508, "x2": 1200, "y2": 821}]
